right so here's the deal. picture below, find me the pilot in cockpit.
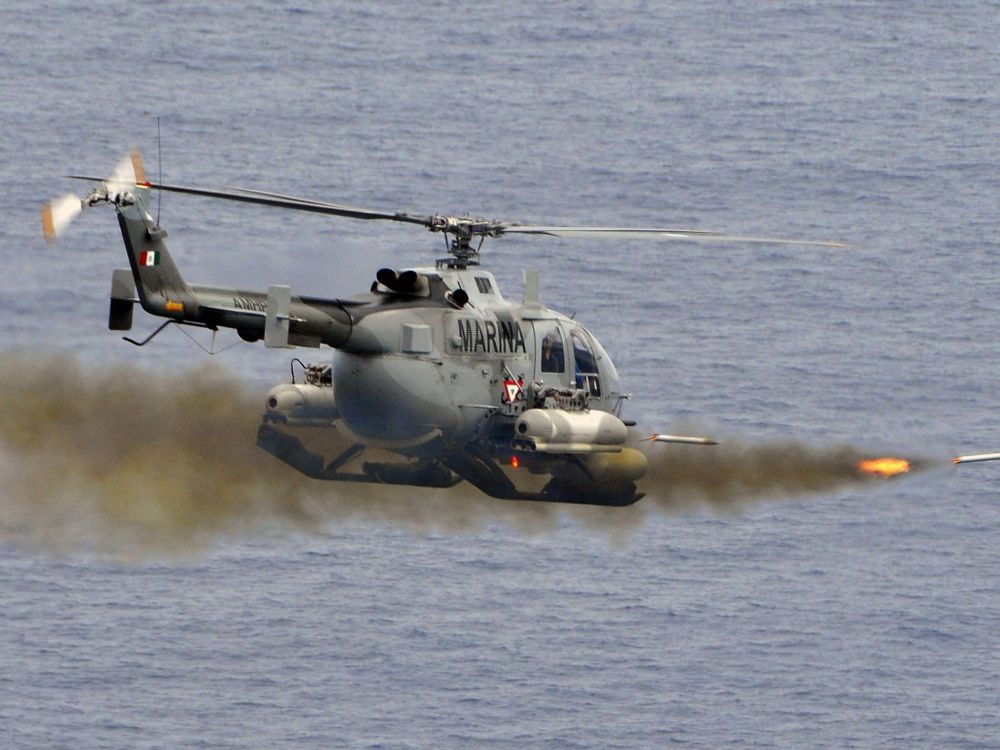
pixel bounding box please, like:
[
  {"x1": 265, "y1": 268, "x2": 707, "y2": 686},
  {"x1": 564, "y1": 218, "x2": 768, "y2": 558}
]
[{"x1": 540, "y1": 329, "x2": 565, "y2": 373}]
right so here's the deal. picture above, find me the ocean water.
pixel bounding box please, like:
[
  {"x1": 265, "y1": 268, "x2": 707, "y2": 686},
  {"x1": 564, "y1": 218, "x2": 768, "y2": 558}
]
[{"x1": 2, "y1": 1, "x2": 1000, "y2": 747}]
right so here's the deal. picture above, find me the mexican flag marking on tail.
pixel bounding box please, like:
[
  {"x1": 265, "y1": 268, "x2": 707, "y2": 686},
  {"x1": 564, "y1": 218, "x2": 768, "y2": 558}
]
[{"x1": 139, "y1": 250, "x2": 159, "y2": 267}]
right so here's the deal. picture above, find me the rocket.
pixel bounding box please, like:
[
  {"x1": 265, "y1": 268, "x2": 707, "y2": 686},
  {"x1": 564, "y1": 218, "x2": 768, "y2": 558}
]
[
  {"x1": 648, "y1": 434, "x2": 719, "y2": 446},
  {"x1": 953, "y1": 452, "x2": 1000, "y2": 465}
]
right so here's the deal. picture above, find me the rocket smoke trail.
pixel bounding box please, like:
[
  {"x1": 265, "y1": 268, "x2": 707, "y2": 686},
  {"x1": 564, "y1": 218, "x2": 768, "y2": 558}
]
[
  {"x1": 0, "y1": 353, "x2": 560, "y2": 556},
  {"x1": 638, "y1": 432, "x2": 920, "y2": 514},
  {"x1": 0, "y1": 354, "x2": 931, "y2": 557}
]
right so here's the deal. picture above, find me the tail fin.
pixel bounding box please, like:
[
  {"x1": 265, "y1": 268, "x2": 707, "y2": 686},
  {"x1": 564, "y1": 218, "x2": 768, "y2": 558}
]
[
  {"x1": 115, "y1": 182, "x2": 193, "y2": 318},
  {"x1": 43, "y1": 150, "x2": 193, "y2": 320}
]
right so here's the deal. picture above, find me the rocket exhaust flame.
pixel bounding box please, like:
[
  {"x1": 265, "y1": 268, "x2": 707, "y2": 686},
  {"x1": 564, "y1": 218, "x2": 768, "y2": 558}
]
[{"x1": 857, "y1": 457, "x2": 912, "y2": 478}]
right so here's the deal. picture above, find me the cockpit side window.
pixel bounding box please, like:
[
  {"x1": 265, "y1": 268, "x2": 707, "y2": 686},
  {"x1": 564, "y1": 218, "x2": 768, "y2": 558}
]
[
  {"x1": 570, "y1": 327, "x2": 602, "y2": 397},
  {"x1": 540, "y1": 327, "x2": 566, "y2": 373}
]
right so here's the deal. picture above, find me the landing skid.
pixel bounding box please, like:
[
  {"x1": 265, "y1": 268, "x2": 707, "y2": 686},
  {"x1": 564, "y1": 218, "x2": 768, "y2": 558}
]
[
  {"x1": 257, "y1": 424, "x2": 642, "y2": 507},
  {"x1": 257, "y1": 424, "x2": 460, "y2": 488}
]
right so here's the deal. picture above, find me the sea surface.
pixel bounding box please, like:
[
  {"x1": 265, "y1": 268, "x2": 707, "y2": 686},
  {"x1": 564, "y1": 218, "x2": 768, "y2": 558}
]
[{"x1": 3, "y1": 1, "x2": 1000, "y2": 747}]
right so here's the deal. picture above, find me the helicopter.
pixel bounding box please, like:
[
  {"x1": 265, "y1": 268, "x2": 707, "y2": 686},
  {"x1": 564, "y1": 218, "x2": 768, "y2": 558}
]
[{"x1": 43, "y1": 151, "x2": 851, "y2": 507}]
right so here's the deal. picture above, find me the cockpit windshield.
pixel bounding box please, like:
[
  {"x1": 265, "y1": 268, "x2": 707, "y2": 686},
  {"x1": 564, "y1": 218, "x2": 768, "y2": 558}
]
[
  {"x1": 570, "y1": 326, "x2": 601, "y2": 397},
  {"x1": 540, "y1": 327, "x2": 566, "y2": 373}
]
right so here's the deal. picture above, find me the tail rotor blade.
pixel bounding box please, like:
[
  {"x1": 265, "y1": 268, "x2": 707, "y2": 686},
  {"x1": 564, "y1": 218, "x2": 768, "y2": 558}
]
[
  {"x1": 130, "y1": 148, "x2": 147, "y2": 184},
  {"x1": 44, "y1": 150, "x2": 146, "y2": 242},
  {"x1": 41, "y1": 193, "x2": 83, "y2": 243},
  {"x1": 105, "y1": 153, "x2": 138, "y2": 198}
]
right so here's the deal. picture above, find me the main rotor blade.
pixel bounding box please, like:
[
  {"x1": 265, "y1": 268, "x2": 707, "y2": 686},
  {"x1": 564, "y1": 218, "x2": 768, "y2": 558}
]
[
  {"x1": 67, "y1": 177, "x2": 437, "y2": 229},
  {"x1": 500, "y1": 225, "x2": 848, "y2": 247},
  {"x1": 218, "y1": 186, "x2": 437, "y2": 227},
  {"x1": 64, "y1": 170, "x2": 847, "y2": 247}
]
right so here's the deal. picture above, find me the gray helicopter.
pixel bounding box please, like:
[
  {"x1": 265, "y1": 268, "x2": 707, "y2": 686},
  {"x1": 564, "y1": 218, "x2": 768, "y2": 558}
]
[{"x1": 43, "y1": 152, "x2": 846, "y2": 506}]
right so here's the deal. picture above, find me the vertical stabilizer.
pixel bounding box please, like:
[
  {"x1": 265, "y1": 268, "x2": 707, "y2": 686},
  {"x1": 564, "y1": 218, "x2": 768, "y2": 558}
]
[{"x1": 115, "y1": 185, "x2": 192, "y2": 318}]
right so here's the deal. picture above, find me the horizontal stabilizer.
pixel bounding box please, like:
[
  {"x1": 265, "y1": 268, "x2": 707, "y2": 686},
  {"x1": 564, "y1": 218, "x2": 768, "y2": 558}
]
[
  {"x1": 200, "y1": 304, "x2": 265, "y2": 318},
  {"x1": 265, "y1": 285, "x2": 292, "y2": 348}
]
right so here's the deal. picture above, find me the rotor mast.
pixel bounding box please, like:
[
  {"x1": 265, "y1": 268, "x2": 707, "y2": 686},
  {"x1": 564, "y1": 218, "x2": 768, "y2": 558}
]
[{"x1": 430, "y1": 215, "x2": 504, "y2": 268}]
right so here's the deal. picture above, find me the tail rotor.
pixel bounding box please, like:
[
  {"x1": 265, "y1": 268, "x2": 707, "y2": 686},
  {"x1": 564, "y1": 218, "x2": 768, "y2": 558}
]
[
  {"x1": 41, "y1": 193, "x2": 84, "y2": 243},
  {"x1": 42, "y1": 150, "x2": 146, "y2": 243}
]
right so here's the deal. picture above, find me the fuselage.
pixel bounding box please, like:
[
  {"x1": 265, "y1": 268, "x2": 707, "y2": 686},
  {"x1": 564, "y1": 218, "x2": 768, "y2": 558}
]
[
  {"x1": 330, "y1": 267, "x2": 625, "y2": 446},
  {"x1": 114, "y1": 191, "x2": 625, "y2": 450}
]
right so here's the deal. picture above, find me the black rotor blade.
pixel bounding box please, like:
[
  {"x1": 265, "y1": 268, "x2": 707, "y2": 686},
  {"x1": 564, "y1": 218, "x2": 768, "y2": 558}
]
[
  {"x1": 218, "y1": 186, "x2": 437, "y2": 226},
  {"x1": 68, "y1": 175, "x2": 436, "y2": 228}
]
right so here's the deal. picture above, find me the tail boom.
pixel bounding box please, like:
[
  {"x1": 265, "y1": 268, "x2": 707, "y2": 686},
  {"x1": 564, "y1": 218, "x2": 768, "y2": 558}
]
[{"x1": 114, "y1": 186, "x2": 354, "y2": 347}]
